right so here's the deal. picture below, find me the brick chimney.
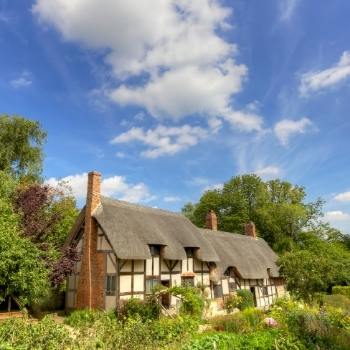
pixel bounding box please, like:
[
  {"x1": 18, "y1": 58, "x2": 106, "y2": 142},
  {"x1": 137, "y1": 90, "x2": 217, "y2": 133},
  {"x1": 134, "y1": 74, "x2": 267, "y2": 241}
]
[
  {"x1": 76, "y1": 171, "x2": 105, "y2": 309},
  {"x1": 206, "y1": 210, "x2": 218, "y2": 231},
  {"x1": 244, "y1": 221, "x2": 256, "y2": 239}
]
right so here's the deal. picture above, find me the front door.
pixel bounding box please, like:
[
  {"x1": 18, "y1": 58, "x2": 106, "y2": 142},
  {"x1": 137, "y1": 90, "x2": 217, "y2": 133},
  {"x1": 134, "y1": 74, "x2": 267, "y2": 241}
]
[
  {"x1": 250, "y1": 287, "x2": 257, "y2": 306},
  {"x1": 161, "y1": 280, "x2": 170, "y2": 308}
]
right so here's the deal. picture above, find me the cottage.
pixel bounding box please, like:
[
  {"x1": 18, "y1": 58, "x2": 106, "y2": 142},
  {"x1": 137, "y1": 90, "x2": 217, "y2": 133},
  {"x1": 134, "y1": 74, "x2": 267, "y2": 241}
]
[{"x1": 64, "y1": 171, "x2": 285, "y2": 311}]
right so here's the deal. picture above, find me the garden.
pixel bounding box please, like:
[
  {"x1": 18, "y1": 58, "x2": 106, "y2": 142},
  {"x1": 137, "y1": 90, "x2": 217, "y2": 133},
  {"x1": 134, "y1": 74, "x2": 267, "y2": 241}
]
[{"x1": 0, "y1": 286, "x2": 350, "y2": 349}]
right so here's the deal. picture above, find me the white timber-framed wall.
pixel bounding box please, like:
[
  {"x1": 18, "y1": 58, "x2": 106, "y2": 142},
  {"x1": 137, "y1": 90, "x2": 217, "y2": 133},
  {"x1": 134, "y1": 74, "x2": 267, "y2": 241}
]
[{"x1": 66, "y1": 224, "x2": 284, "y2": 311}]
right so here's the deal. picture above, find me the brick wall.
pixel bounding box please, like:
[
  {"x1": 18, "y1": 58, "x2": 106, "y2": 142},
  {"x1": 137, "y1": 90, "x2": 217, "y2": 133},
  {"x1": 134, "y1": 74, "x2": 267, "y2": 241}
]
[{"x1": 76, "y1": 171, "x2": 106, "y2": 309}]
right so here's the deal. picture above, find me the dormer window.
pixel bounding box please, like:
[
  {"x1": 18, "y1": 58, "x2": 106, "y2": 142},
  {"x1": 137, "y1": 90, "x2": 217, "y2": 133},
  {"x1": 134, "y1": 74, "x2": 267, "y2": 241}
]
[
  {"x1": 149, "y1": 245, "x2": 161, "y2": 257},
  {"x1": 185, "y1": 247, "x2": 195, "y2": 258}
]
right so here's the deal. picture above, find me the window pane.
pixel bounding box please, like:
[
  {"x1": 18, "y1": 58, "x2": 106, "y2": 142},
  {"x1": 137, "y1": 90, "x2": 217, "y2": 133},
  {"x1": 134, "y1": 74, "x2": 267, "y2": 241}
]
[
  {"x1": 106, "y1": 275, "x2": 116, "y2": 296},
  {"x1": 213, "y1": 284, "x2": 223, "y2": 298},
  {"x1": 181, "y1": 277, "x2": 194, "y2": 287}
]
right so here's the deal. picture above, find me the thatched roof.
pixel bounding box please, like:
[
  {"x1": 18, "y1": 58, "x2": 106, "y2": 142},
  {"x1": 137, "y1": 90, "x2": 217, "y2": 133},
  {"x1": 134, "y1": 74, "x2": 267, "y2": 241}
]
[
  {"x1": 93, "y1": 197, "x2": 219, "y2": 261},
  {"x1": 86, "y1": 196, "x2": 280, "y2": 279},
  {"x1": 200, "y1": 229, "x2": 279, "y2": 279}
]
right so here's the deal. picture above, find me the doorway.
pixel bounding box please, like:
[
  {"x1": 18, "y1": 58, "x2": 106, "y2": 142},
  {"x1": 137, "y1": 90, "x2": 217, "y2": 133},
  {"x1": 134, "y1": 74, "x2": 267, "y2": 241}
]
[
  {"x1": 161, "y1": 280, "x2": 170, "y2": 308},
  {"x1": 250, "y1": 287, "x2": 257, "y2": 306}
]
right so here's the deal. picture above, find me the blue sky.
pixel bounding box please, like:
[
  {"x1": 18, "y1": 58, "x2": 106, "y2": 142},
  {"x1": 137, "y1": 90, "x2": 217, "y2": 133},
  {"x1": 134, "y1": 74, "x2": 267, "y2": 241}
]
[{"x1": 1, "y1": 0, "x2": 350, "y2": 232}]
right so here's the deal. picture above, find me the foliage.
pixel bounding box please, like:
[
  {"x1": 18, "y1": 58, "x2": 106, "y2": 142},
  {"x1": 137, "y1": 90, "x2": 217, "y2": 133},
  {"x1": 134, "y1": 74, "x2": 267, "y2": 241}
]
[
  {"x1": 0, "y1": 115, "x2": 46, "y2": 180},
  {"x1": 182, "y1": 175, "x2": 322, "y2": 253},
  {"x1": 0, "y1": 172, "x2": 49, "y2": 307},
  {"x1": 65, "y1": 309, "x2": 116, "y2": 327},
  {"x1": 224, "y1": 293, "x2": 243, "y2": 312},
  {"x1": 209, "y1": 308, "x2": 264, "y2": 333},
  {"x1": 183, "y1": 330, "x2": 305, "y2": 350},
  {"x1": 236, "y1": 289, "x2": 255, "y2": 310},
  {"x1": 333, "y1": 286, "x2": 350, "y2": 299},
  {"x1": 279, "y1": 233, "x2": 350, "y2": 302},
  {"x1": 323, "y1": 294, "x2": 350, "y2": 313},
  {"x1": 116, "y1": 297, "x2": 160, "y2": 321},
  {"x1": 14, "y1": 182, "x2": 79, "y2": 287},
  {"x1": 50, "y1": 246, "x2": 80, "y2": 288},
  {"x1": 0, "y1": 316, "x2": 72, "y2": 350},
  {"x1": 0, "y1": 311, "x2": 198, "y2": 350},
  {"x1": 270, "y1": 298, "x2": 350, "y2": 349},
  {"x1": 169, "y1": 285, "x2": 205, "y2": 319}
]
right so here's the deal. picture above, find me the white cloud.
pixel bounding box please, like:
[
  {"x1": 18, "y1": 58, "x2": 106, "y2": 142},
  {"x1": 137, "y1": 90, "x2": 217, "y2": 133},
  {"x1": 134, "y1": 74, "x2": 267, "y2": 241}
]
[
  {"x1": 111, "y1": 124, "x2": 207, "y2": 158},
  {"x1": 279, "y1": 0, "x2": 299, "y2": 22},
  {"x1": 299, "y1": 51, "x2": 350, "y2": 96},
  {"x1": 45, "y1": 172, "x2": 154, "y2": 203},
  {"x1": 164, "y1": 196, "x2": 181, "y2": 203},
  {"x1": 324, "y1": 210, "x2": 350, "y2": 222},
  {"x1": 334, "y1": 191, "x2": 350, "y2": 202},
  {"x1": 254, "y1": 165, "x2": 281, "y2": 179},
  {"x1": 115, "y1": 152, "x2": 126, "y2": 159},
  {"x1": 33, "y1": 0, "x2": 263, "y2": 133},
  {"x1": 10, "y1": 71, "x2": 32, "y2": 88},
  {"x1": 274, "y1": 117, "x2": 312, "y2": 146}
]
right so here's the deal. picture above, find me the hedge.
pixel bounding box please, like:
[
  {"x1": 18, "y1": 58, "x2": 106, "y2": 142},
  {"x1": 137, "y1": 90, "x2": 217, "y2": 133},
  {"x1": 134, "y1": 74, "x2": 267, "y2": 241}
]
[{"x1": 332, "y1": 286, "x2": 350, "y2": 299}]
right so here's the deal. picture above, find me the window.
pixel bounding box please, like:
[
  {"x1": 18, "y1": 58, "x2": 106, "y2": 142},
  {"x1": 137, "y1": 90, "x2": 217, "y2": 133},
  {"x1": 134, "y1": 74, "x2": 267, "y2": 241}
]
[
  {"x1": 228, "y1": 281, "x2": 237, "y2": 292},
  {"x1": 213, "y1": 284, "x2": 223, "y2": 298},
  {"x1": 146, "y1": 278, "x2": 159, "y2": 294},
  {"x1": 105, "y1": 275, "x2": 116, "y2": 296},
  {"x1": 149, "y1": 245, "x2": 161, "y2": 257},
  {"x1": 181, "y1": 276, "x2": 195, "y2": 287},
  {"x1": 262, "y1": 286, "x2": 269, "y2": 297},
  {"x1": 184, "y1": 247, "x2": 194, "y2": 258}
]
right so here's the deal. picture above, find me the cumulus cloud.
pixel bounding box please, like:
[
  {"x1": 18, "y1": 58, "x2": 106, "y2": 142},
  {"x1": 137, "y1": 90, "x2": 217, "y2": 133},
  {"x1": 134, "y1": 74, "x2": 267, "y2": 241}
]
[
  {"x1": 45, "y1": 172, "x2": 154, "y2": 203},
  {"x1": 324, "y1": 210, "x2": 350, "y2": 222},
  {"x1": 203, "y1": 183, "x2": 224, "y2": 192},
  {"x1": 254, "y1": 165, "x2": 281, "y2": 179},
  {"x1": 274, "y1": 117, "x2": 312, "y2": 146},
  {"x1": 10, "y1": 71, "x2": 33, "y2": 88},
  {"x1": 334, "y1": 191, "x2": 350, "y2": 202},
  {"x1": 33, "y1": 0, "x2": 263, "y2": 134},
  {"x1": 111, "y1": 124, "x2": 207, "y2": 158},
  {"x1": 300, "y1": 51, "x2": 350, "y2": 96}
]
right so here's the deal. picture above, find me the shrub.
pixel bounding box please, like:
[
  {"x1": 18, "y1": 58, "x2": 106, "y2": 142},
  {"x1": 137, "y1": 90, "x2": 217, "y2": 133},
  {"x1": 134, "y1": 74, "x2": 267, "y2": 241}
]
[
  {"x1": 64, "y1": 308, "x2": 115, "y2": 327},
  {"x1": 236, "y1": 289, "x2": 254, "y2": 310},
  {"x1": 332, "y1": 286, "x2": 350, "y2": 299},
  {"x1": 183, "y1": 330, "x2": 305, "y2": 350},
  {"x1": 169, "y1": 286, "x2": 204, "y2": 319},
  {"x1": 0, "y1": 315, "x2": 73, "y2": 350},
  {"x1": 209, "y1": 308, "x2": 264, "y2": 333},
  {"x1": 116, "y1": 296, "x2": 160, "y2": 321},
  {"x1": 224, "y1": 293, "x2": 242, "y2": 313},
  {"x1": 323, "y1": 294, "x2": 350, "y2": 313}
]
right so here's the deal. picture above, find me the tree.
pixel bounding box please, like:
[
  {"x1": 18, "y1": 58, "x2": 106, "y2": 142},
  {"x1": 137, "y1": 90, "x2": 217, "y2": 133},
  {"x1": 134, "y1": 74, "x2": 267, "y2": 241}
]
[
  {"x1": 182, "y1": 175, "x2": 321, "y2": 252},
  {"x1": 278, "y1": 232, "x2": 350, "y2": 301},
  {"x1": 13, "y1": 182, "x2": 79, "y2": 287},
  {"x1": 0, "y1": 115, "x2": 46, "y2": 179},
  {"x1": 0, "y1": 172, "x2": 49, "y2": 308}
]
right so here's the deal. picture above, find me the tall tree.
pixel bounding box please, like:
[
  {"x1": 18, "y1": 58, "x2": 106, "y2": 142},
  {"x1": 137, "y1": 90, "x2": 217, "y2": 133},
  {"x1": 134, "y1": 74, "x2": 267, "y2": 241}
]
[
  {"x1": 182, "y1": 175, "x2": 323, "y2": 252},
  {"x1": 0, "y1": 115, "x2": 46, "y2": 179},
  {"x1": 0, "y1": 172, "x2": 49, "y2": 308}
]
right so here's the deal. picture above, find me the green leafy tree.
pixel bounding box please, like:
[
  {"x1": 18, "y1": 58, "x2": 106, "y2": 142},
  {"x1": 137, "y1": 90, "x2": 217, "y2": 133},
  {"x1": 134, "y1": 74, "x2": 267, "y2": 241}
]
[
  {"x1": 182, "y1": 175, "x2": 321, "y2": 252},
  {"x1": 0, "y1": 172, "x2": 49, "y2": 308},
  {"x1": 0, "y1": 115, "x2": 46, "y2": 179}
]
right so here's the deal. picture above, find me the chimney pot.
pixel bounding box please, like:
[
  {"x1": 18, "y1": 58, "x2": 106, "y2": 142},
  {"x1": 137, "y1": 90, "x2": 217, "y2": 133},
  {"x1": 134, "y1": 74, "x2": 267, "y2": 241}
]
[
  {"x1": 206, "y1": 210, "x2": 218, "y2": 231},
  {"x1": 244, "y1": 221, "x2": 256, "y2": 238}
]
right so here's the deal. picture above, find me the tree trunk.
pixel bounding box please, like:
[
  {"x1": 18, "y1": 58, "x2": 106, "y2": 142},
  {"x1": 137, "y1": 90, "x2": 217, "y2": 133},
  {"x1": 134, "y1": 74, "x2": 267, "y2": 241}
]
[{"x1": 7, "y1": 296, "x2": 11, "y2": 313}]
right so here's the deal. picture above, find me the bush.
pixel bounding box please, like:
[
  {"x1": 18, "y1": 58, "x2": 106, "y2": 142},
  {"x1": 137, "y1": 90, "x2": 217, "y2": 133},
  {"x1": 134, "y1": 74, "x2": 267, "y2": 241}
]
[
  {"x1": 0, "y1": 315, "x2": 73, "y2": 350},
  {"x1": 224, "y1": 293, "x2": 242, "y2": 313},
  {"x1": 333, "y1": 286, "x2": 350, "y2": 299},
  {"x1": 236, "y1": 289, "x2": 255, "y2": 310},
  {"x1": 169, "y1": 286, "x2": 204, "y2": 319},
  {"x1": 323, "y1": 294, "x2": 350, "y2": 313},
  {"x1": 65, "y1": 308, "x2": 116, "y2": 327},
  {"x1": 183, "y1": 330, "x2": 305, "y2": 350},
  {"x1": 116, "y1": 297, "x2": 160, "y2": 321},
  {"x1": 209, "y1": 308, "x2": 264, "y2": 333}
]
